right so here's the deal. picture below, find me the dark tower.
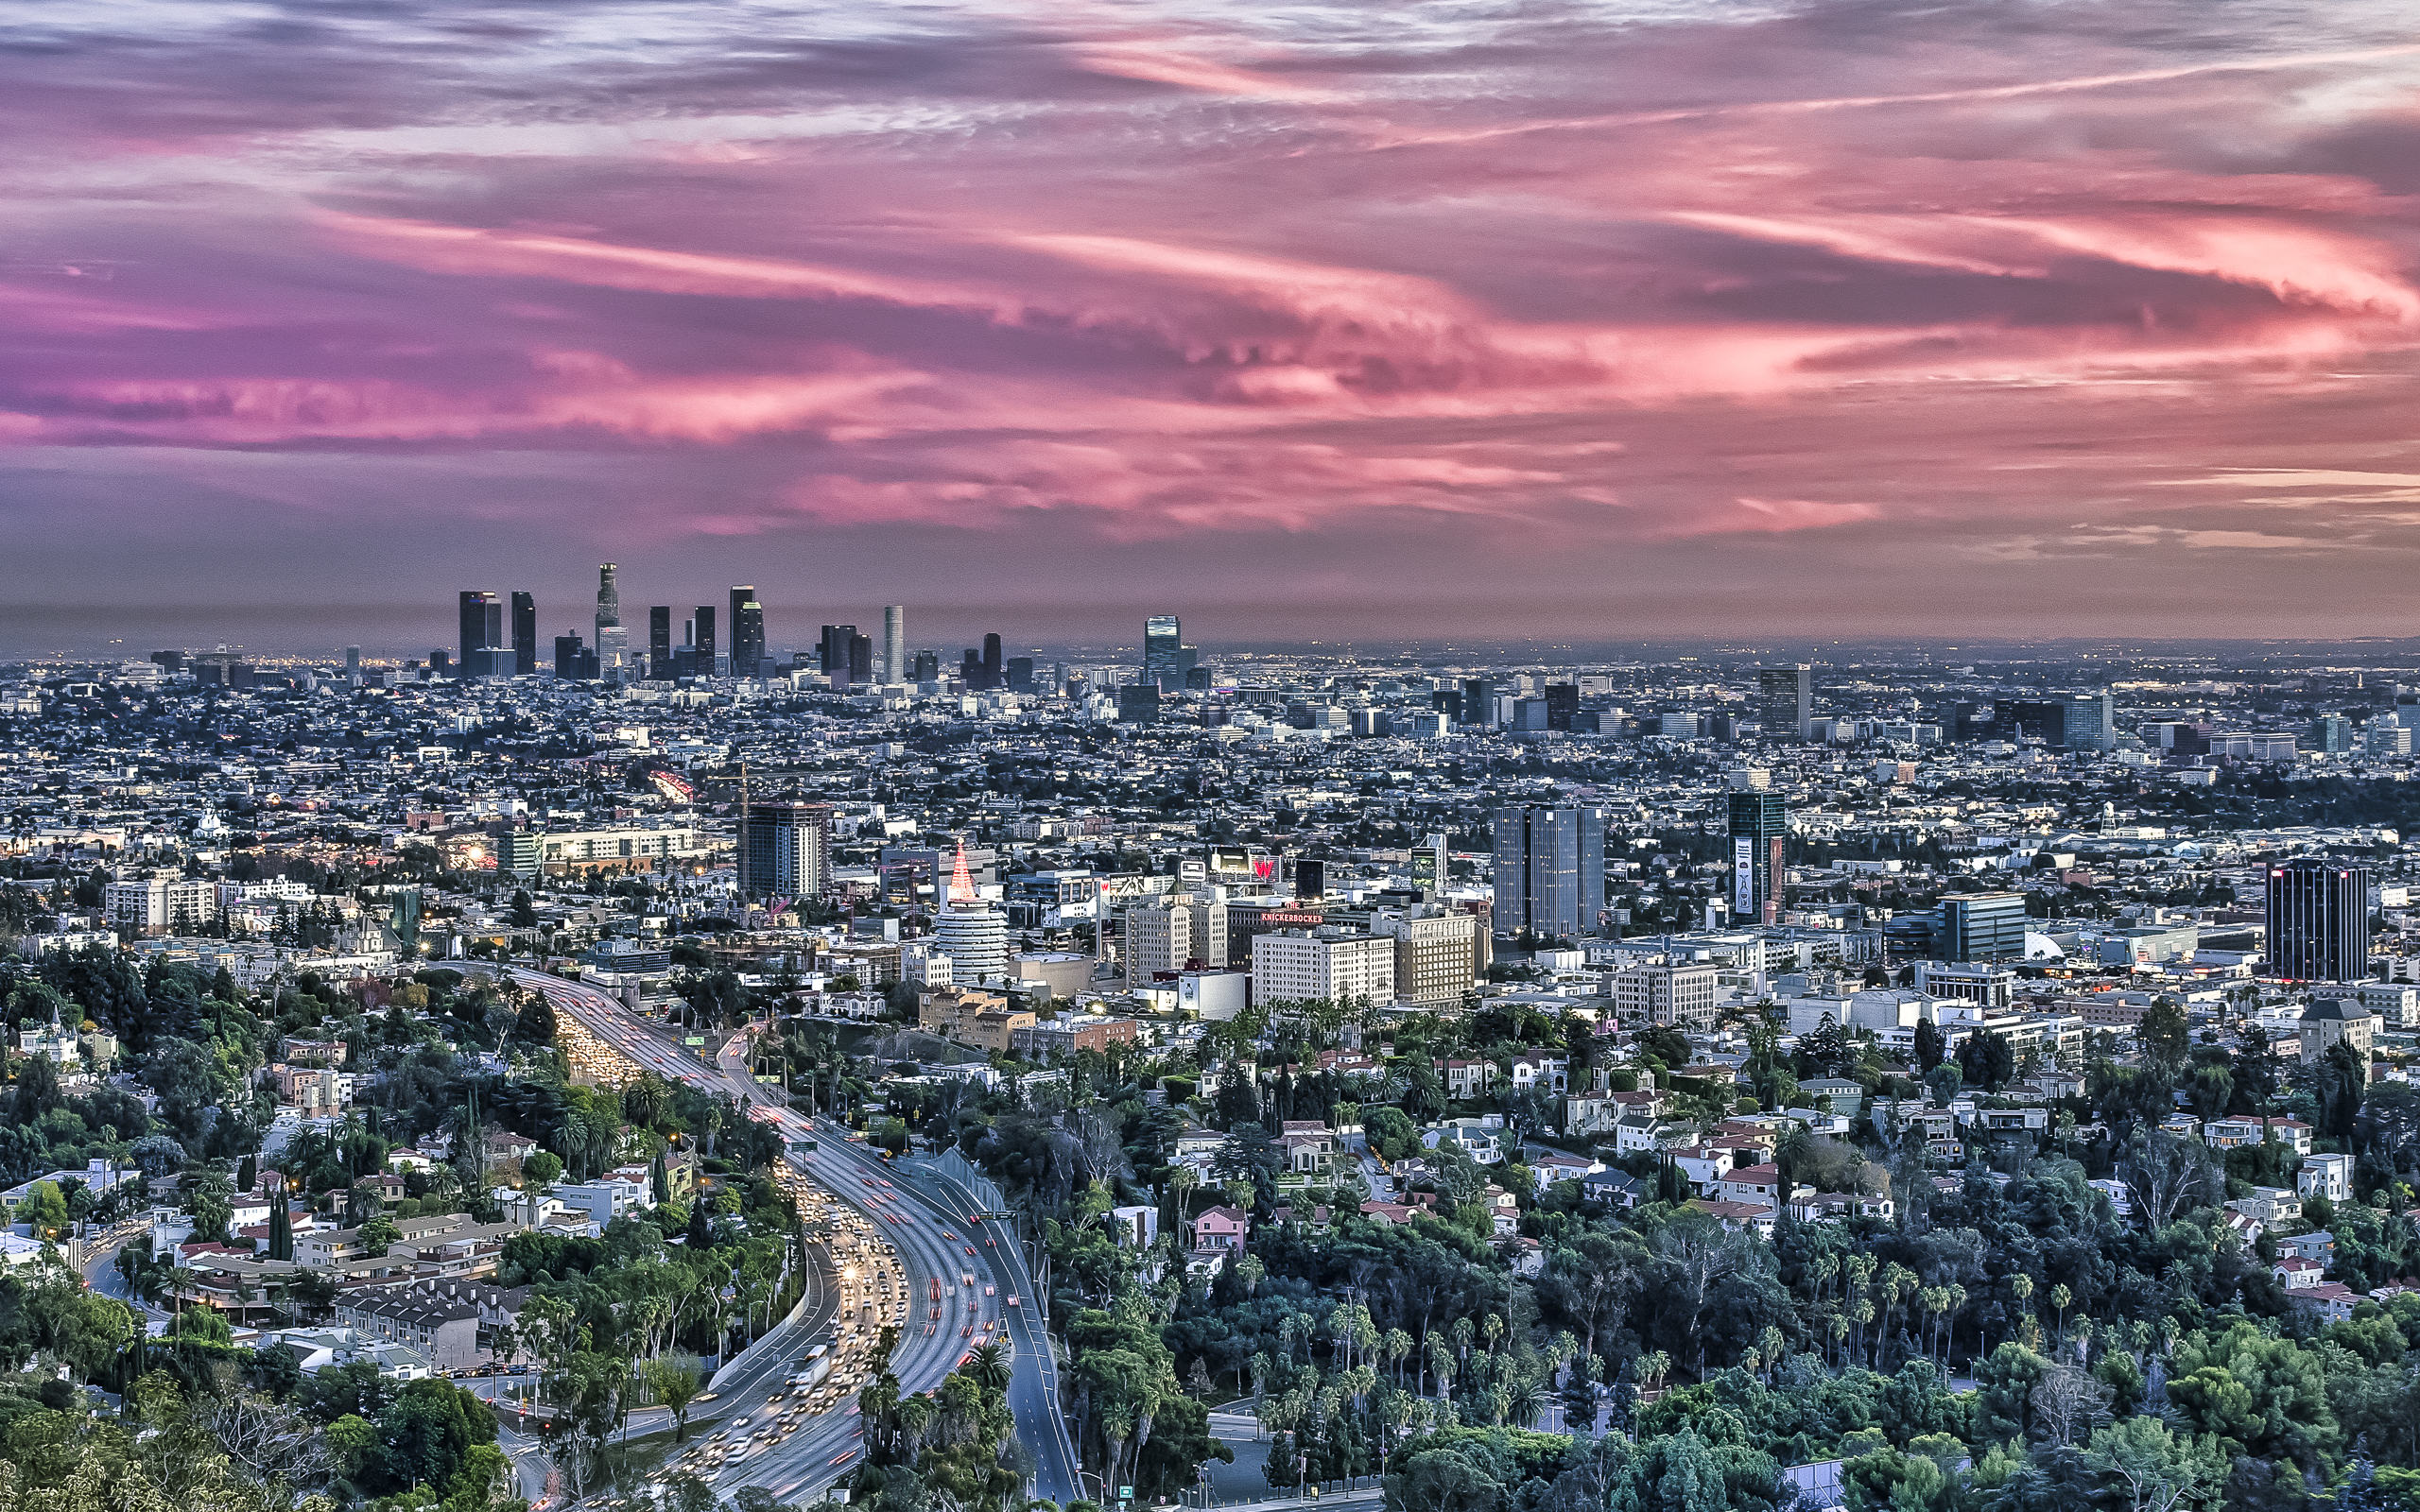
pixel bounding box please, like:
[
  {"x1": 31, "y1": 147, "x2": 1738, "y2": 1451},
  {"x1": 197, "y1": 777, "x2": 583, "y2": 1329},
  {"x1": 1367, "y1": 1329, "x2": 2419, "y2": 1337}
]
[
  {"x1": 648, "y1": 607, "x2": 673, "y2": 680},
  {"x1": 694, "y1": 605, "x2": 717, "y2": 672},
  {"x1": 982, "y1": 633, "x2": 1004, "y2": 690},
  {"x1": 458, "y1": 591, "x2": 502, "y2": 677},
  {"x1": 730, "y1": 587, "x2": 765, "y2": 677},
  {"x1": 2268, "y1": 857, "x2": 2374, "y2": 982},
  {"x1": 510, "y1": 592, "x2": 537, "y2": 676}
]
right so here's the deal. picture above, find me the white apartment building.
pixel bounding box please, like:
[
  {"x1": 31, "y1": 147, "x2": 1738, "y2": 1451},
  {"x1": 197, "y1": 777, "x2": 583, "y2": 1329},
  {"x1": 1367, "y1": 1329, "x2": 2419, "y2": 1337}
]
[
  {"x1": 1252, "y1": 930, "x2": 1395, "y2": 1005},
  {"x1": 1611, "y1": 963, "x2": 1720, "y2": 1030},
  {"x1": 535, "y1": 824, "x2": 705, "y2": 874},
  {"x1": 105, "y1": 876, "x2": 219, "y2": 936}
]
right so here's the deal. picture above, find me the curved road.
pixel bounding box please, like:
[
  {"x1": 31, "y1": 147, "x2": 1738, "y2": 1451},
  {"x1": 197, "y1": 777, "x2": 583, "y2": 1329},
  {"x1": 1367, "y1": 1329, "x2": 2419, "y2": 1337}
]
[{"x1": 514, "y1": 970, "x2": 1080, "y2": 1506}]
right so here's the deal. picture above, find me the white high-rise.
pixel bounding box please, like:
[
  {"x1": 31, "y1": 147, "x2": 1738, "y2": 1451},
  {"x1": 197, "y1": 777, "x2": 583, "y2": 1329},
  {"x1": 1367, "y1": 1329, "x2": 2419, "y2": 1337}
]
[{"x1": 882, "y1": 606, "x2": 906, "y2": 684}]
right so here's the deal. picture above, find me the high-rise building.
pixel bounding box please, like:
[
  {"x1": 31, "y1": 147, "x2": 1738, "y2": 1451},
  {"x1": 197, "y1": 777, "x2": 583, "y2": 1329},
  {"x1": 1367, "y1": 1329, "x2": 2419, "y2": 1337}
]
[
  {"x1": 2063, "y1": 693, "x2": 2115, "y2": 752},
  {"x1": 553, "y1": 632, "x2": 584, "y2": 678},
  {"x1": 1143, "y1": 615, "x2": 1184, "y2": 690},
  {"x1": 1544, "y1": 684, "x2": 1579, "y2": 731},
  {"x1": 648, "y1": 607, "x2": 673, "y2": 680},
  {"x1": 730, "y1": 587, "x2": 764, "y2": 677},
  {"x1": 911, "y1": 649, "x2": 939, "y2": 682},
  {"x1": 1387, "y1": 910, "x2": 1487, "y2": 1005},
  {"x1": 1936, "y1": 893, "x2": 2030, "y2": 962},
  {"x1": 1461, "y1": 678, "x2": 1494, "y2": 727},
  {"x1": 2308, "y1": 714, "x2": 2354, "y2": 755},
  {"x1": 982, "y1": 633, "x2": 1004, "y2": 690},
  {"x1": 510, "y1": 592, "x2": 537, "y2": 676},
  {"x1": 694, "y1": 605, "x2": 717, "y2": 673},
  {"x1": 1006, "y1": 657, "x2": 1035, "y2": 693},
  {"x1": 1125, "y1": 899, "x2": 1227, "y2": 985},
  {"x1": 2268, "y1": 857, "x2": 2373, "y2": 982},
  {"x1": 458, "y1": 592, "x2": 502, "y2": 676},
  {"x1": 344, "y1": 646, "x2": 361, "y2": 678},
  {"x1": 882, "y1": 606, "x2": 905, "y2": 684},
  {"x1": 741, "y1": 802, "x2": 834, "y2": 902},
  {"x1": 819, "y1": 625, "x2": 857, "y2": 676},
  {"x1": 1757, "y1": 665, "x2": 1813, "y2": 740},
  {"x1": 1727, "y1": 790, "x2": 1788, "y2": 925},
  {"x1": 595, "y1": 564, "x2": 620, "y2": 641},
  {"x1": 848, "y1": 631, "x2": 871, "y2": 684},
  {"x1": 1490, "y1": 806, "x2": 1605, "y2": 939}
]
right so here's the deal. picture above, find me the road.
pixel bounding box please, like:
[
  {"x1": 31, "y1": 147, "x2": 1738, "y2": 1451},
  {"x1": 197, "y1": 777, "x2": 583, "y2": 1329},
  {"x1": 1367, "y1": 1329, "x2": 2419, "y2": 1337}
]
[{"x1": 513, "y1": 970, "x2": 1080, "y2": 1506}]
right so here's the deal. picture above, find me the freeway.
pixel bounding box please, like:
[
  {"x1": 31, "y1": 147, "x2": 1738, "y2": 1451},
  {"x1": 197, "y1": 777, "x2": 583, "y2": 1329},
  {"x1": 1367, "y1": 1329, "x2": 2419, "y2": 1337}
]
[{"x1": 510, "y1": 971, "x2": 1078, "y2": 1505}]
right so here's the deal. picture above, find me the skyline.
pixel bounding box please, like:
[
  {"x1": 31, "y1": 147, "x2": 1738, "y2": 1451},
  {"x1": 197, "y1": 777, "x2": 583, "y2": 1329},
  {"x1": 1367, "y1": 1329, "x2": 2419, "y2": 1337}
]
[{"x1": 12, "y1": 1, "x2": 2420, "y2": 636}]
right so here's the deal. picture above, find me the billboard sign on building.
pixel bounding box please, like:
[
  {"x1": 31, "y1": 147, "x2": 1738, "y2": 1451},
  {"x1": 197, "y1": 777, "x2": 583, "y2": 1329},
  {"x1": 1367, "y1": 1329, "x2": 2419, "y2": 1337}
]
[{"x1": 1734, "y1": 837, "x2": 1755, "y2": 915}]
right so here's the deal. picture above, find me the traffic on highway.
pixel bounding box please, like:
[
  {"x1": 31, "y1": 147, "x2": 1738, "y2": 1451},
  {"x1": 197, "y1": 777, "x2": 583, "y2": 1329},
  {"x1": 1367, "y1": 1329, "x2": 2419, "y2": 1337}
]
[{"x1": 510, "y1": 969, "x2": 1077, "y2": 1507}]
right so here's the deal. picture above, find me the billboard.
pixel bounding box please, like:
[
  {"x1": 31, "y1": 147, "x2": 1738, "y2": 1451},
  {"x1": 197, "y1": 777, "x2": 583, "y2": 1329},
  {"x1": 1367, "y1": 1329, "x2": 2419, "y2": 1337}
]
[{"x1": 1733, "y1": 837, "x2": 1755, "y2": 915}]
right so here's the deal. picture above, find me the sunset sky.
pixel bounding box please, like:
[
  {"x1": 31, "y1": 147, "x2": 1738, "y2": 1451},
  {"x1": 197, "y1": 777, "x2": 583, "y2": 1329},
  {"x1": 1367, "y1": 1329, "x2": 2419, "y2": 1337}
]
[{"x1": 9, "y1": 0, "x2": 2420, "y2": 653}]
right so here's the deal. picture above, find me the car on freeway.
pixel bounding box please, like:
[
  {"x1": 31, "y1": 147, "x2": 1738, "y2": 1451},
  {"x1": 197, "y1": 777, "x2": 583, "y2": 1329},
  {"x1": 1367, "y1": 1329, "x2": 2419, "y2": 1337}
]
[
  {"x1": 985, "y1": 1285, "x2": 995, "y2": 1297},
  {"x1": 1007, "y1": 1297, "x2": 1019, "y2": 1307},
  {"x1": 831, "y1": 1451, "x2": 857, "y2": 1467},
  {"x1": 964, "y1": 1246, "x2": 977, "y2": 1256},
  {"x1": 986, "y1": 1237, "x2": 995, "y2": 1246}
]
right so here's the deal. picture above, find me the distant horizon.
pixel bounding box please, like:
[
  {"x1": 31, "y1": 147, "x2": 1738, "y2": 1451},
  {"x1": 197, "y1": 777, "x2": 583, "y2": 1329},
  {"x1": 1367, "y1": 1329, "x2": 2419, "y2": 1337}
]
[{"x1": 14, "y1": 599, "x2": 2420, "y2": 669}]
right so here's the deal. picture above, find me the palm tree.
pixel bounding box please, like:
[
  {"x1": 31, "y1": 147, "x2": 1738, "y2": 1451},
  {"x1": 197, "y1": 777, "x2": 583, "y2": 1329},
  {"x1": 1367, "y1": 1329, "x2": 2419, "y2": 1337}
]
[
  {"x1": 1506, "y1": 1378, "x2": 1545, "y2": 1428},
  {"x1": 968, "y1": 1343, "x2": 1011, "y2": 1392}
]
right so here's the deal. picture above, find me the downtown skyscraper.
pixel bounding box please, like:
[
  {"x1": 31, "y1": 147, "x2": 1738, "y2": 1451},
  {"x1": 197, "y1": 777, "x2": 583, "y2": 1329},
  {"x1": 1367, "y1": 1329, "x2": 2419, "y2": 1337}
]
[{"x1": 730, "y1": 586, "x2": 765, "y2": 678}]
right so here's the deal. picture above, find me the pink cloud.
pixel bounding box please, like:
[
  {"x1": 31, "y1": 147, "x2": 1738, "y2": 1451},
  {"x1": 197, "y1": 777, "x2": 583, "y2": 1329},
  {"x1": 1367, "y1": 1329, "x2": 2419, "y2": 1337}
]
[
  {"x1": 1666, "y1": 497, "x2": 1886, "y2": 537},
  {"x1": 10, "y1": 0, "x2": 2420, "y2": 633}
]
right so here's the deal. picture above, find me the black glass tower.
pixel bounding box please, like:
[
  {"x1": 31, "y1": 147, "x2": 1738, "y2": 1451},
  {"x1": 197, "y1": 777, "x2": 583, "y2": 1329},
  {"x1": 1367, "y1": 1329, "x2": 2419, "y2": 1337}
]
[
  {"x1": 2268, "y1": 857, "x2": 2373, "y2": 982},
  {"x1": 648, "y1": 607, "x2": 673, "y2": 679},
  {"x1": 510, "y1": 592, "x2": 537, "y2": 675},
  {"x1": 458, "y1": 591, "x2": 502, "y2": 676}
]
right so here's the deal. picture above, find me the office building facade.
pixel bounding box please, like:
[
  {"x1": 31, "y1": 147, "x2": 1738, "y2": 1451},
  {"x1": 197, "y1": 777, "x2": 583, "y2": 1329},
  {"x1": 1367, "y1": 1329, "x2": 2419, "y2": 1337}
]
[
  {"x1": 740, "y1": 802, "x2": 833, "y2": 902},
  {"x1": 730, "y1": 587, "x2": 765, "y2": 677},
  {"x1": 648, "y1": 607, "x2": 673, "y2": 680},
  {"x1": 510, "y1": 592, "x2": 536, "y2": 676},
  {"x1": 1938, "y1": 892, "x2": 2030, "y2": 962},
  {"x1": 2268, "y1": 858, "x2": 2373, "y2": 982},
  {"x1": 1491, "y1": 806, "x2": 1605, "y2": 939},
  {"x1": 1125, "y1": 899, "x2": 1228, "y2": 985},
  {"x1": 882, "y1": 606, "x2": 905, "y2": 684},
  {"x1": 457, "y1": 592, "x2": 505, "y2": 677},
  {"x1": 1757, "y1": 665, "x2": 1813, "y2": 740},
  {"x1": 2062, "y1": 693, "x2": 2115, "y2": 752},
  {"x1": 1388, "y1": 911, "x2": 1488, "y2": 1005},
  {"x1": 595, "y1": 564, "x2": 620, "y2": 643}
]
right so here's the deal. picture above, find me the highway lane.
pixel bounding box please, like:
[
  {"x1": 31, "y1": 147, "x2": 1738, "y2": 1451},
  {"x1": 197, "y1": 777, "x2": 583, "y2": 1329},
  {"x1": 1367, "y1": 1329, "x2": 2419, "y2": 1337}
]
[
  {"x1": 710, "y1": 1018, "x2": 1078, "y2": 1501},
  {"x1": 884, "y1": 1152, "x2": 1081, "y2": 1504},
  {"x1": 511, "y1": 971, "x2": 1018, "y2": 1505}
]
